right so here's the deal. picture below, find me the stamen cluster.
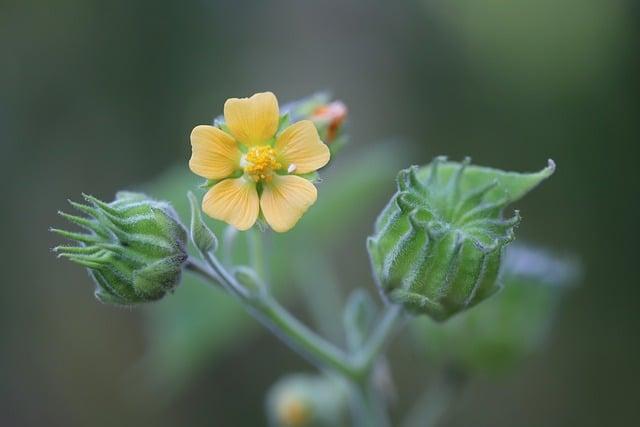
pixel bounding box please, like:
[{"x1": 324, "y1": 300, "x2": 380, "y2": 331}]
[{"x1": 244, "y1": 145, "x2": 281, "y2": 182}]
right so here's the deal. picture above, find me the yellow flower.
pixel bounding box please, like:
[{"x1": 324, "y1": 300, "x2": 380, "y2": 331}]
[{"x1": 189, "y1": 92, "x2": 330, "y2": 232}]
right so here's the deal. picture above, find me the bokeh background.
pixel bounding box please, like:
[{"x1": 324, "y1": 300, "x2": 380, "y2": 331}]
[{"x1": 1, "y1": 0, "x2": 638, "y2": 426}]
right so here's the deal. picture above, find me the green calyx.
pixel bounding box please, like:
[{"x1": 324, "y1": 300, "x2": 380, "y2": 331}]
[
  {"x1": 52, "y1": 191, "x2": 188, "y2": 305},
  {"x1": 367, "y1": 157, "x2": 555, "y2": 321}
]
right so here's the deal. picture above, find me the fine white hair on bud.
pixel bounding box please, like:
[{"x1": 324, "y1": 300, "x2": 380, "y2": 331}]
[
  {"x1": 368, "y1": 157, "x2": 555, "y2": 321},
  {"x1": 287, "y1": 163, "x2": 297, "y2": 174},
  {"x1": 52, "y1": 191, "x2": 188, "y2": 305}
]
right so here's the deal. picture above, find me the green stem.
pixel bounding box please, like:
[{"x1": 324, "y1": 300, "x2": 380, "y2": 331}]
[
  {"x1": 293, "y1": 251, "x2": 345, "y2": 342},
  {"x1": 222, "y1": 225, "x2": 238, "y2": 266},
  {"x1": 402, "y1": 367, "x2": 468, "y2": 427},
  {"x1": 187, "y1": 255, "x2": 356, "y2": 378},
  {"x1": 184, "y1": 257, "x2": 221, "y2": 285},
  {"x1": 252, "y1": 295, "x2": 356, "y2": 378},
  {"x1": 352, "y1": 304, "x2": 403, "y2": 377},
  {"x1": 186, "y1": 253, "x2": 404, "y2": 426},
  {"x1": 246, "y1": 228, "x2": 266, "y2": 279},
  {"x1": 350, "y1": 379, "x2": 391, "y2": 427},
  {"x1": 347, "y1": 306, "x2": 402, "y2": 427}
]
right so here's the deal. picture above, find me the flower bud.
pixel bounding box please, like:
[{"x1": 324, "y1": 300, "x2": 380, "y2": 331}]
[
  {"x1": 53, "y1": 191, "x2": 188, "y2": 305},
  {"x1": 281, "y1": 92, "x2": 348, "y2": 152},
  {"x1": 266, "y1": 374, "x2": 349, "y2": 427},
  {"x1": 367, "y1": 157, "x2": 555, "y2": 321},
  {"x1": 309, "y1": 101, "x2": 347, "y2": 145}
]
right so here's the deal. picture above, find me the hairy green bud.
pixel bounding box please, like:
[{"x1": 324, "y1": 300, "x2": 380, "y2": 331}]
[
  {"x1": 367, "y1": 157, "x2": 555, "y2": 321},
  {"x1": 52, "y1": 191, "x2": 188, "y2": 305}
]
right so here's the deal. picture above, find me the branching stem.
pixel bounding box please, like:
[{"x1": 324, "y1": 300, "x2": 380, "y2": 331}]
[{"x1": 186, "y1": 250, "x2": 404, "y2": 426}]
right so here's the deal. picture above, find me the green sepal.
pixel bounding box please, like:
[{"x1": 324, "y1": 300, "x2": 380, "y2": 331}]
[
  {"x1": 212, "y1": 117, "x2": 231, "y2": 135},
  {"x1": 133, "y1": 255, "x2": 187, "y2": 299},
  {"x1": 198, "y1": 179, "x2": 220, "y2": 189},
  {"x1": 413, "y1": 157, "x2": 556, "y2": 205},
  {"x1": 187, "y1": 191, "x2": 218, "y2": 253},
  {"x1": 277, "y1": 113, "x2": 291, "y2": 134},
  {"x1": 297, "y1": 171, "x2": 320, "y2": 184},
  {"x1": 199, "y1": 170, "x2": 243, "y2": 190},
  {"x1": 368, "y1": 157, "x2": 555, "y2": 321},
  {"x1": 281, "y1": 92, "x2": 331, "y2": 119}
]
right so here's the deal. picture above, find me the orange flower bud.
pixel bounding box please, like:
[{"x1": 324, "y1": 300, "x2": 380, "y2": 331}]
[{"x1": 311, "y1": 101, "x2": 347, "y2": 143}]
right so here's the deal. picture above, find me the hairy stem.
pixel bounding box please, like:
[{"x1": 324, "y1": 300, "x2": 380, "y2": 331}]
[
  {"x1": 185, "y1": 257, "x2": 220, "y2": 283},
  {"x1": 352, "y1": 304, "x2": 404, "y2": 378},
  {"x1": 246, "y1": 228, "x2": 266, "y2": 279},
  {"x1": 350, "y1": 379, "x2": 391, "y2": 427},
  {"x1": 252, "y1": 294, "x2": 356, "y2": 378}
]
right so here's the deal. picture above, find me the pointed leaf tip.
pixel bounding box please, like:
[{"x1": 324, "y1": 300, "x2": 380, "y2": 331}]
[
  {"x1": 547, "y1": 158, "x2": 556, "y2": 173},
  {"x1": 187, "y1": 191, "x2": 218, "y2": 253}
]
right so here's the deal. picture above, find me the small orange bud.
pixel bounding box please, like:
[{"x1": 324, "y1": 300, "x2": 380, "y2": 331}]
[{"x1": 312, "y1": 101, "x2": 347, "y2": 143}]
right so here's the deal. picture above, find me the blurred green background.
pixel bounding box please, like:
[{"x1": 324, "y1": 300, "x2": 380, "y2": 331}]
[{"x1": 1, "y1": 0, "x2": 638, "y2": 426}]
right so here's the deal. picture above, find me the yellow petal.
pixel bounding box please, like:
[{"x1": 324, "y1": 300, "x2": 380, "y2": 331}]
[
  {"x1": 189, "y1": 125, "x2": 241, "y2": 179},
  {"x1": 202, "y1": 178, "x2": 259, "y2": 231},
  {"x1": 260, "y1": 175, "x2": 318, "y2": 233},
  {"x1": 275, "y1": 120, "x2": 330, "y2": 174},
  {"x1": 224, "y1": 92, "x2": 279, "y2": 146}
]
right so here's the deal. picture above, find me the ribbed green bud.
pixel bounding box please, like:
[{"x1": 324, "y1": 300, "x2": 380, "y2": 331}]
[
  {"x1": 367, "y1": 157, "x2": 555, "y2": 321},
  {"x1": 52, "y1": 191, "x2": 188, "y2": 305}
]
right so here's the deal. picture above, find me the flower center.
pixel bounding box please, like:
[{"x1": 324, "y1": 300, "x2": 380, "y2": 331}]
[{"x1": 244, "y1": 145, "x2": 281, "y2": 182}]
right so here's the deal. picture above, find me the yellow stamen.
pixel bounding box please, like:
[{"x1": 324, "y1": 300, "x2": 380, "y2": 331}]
[{"x1": 244, "y1": 145, "x2": 281, "y2": 182}]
